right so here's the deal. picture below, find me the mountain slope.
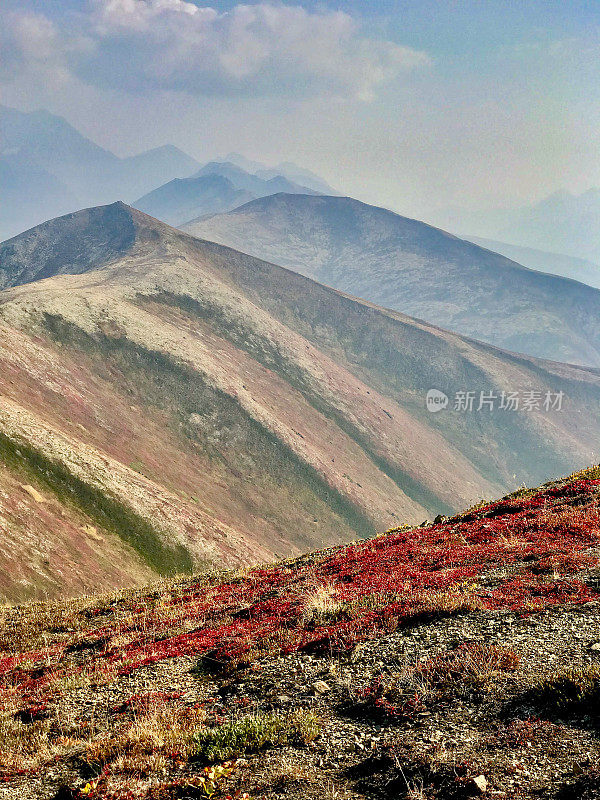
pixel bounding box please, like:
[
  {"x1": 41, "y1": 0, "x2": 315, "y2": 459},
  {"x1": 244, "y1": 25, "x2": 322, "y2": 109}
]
[
  {"x1": 2, "y1": 466, "x2": 600, "y2": 800},
  {"x1": 2, "y1": 204, "x2": 600, "y2": 601},
  {"x1": 187, "y1": 193, "x2": 600, "y2": 367},
  {"x1": 134, "y1": 174, "x2": 255, "y2": 226},
  {"x1": 464, "y1": 235, "x2": 600, "y2": 289}
]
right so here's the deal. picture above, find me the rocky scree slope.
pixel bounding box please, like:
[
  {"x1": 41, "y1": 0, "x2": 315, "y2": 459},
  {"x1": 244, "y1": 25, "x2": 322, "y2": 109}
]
[
  {"x1": 1, "y1": 466, "x2": 600, "y2": 799},
  {"x1": 1, "y1": 203, "x2": 600, "y2": 601}
]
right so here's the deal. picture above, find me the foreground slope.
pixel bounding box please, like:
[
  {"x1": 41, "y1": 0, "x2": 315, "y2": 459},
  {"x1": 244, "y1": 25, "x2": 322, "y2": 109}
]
[
  {"x1": 1, "y1": 466, "x2": 599, "y2": 799},
  {"x1": 1, "y1": 203, "x2": 600, "y2": 601},
  {"x1": 187, "y1": 193, "x2": 600, "y2": 366}
]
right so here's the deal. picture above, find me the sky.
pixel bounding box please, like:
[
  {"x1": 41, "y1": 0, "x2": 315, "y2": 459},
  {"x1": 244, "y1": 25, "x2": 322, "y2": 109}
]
[{"x1": 2, "y1": 0, "x2": 600, "y2": 223}]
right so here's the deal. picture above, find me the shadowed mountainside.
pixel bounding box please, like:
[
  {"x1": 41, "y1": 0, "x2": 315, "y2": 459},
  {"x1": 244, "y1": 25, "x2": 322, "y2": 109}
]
[
  {"x1": 186, "y1": 193, "x2": 600, "y2": 366},
  {"x1": 1, "y1": 202, "x2": 600, "y2": 601}
]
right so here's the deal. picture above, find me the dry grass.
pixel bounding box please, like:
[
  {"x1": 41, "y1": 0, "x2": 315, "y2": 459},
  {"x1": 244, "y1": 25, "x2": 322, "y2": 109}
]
[
  {"x1": 301, "y1": 583, "x2": 345, "y2": 625},
  {"x1": 348, "y1": 643, "x2": 520, "y2": 722},
  {"x1": 85, "y1": 705, "x2": 206, "y2": 776},
  {"x1": 528, "y1": 665, "x2": 600, "y2": 716}
]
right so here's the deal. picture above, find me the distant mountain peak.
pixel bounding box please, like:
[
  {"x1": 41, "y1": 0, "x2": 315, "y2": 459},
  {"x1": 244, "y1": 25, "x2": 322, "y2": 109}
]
[
  {"x1": 0, "y1": 105, "x2": 201, "y2": 239},
  {"x1": 219, "y1": 152, "x2": 267, "y2": 174},
  {"x1": 187, "y1": 191, "x2": 600, "y2": 368}
]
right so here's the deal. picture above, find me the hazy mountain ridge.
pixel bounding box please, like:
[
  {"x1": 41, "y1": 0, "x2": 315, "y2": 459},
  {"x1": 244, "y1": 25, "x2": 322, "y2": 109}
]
[
  {"x1": 464, "y1": 235, "x2": 600, "y2": 289},
  {"x1": 187, "y1": 193, "x2": 600, "y2": 367},
  {"x1": 0, "y1": 106, "x2": 335, "y2": 240},
  {"x1": 0, "y1": 105, "x2": 202, "y2": 239},
  {"x1": 133, "y1": 161, "x2": 321, "y2": 227},
  {"x1": 1, "y1": 203, "x2": 600, "y2": 599},
  {"x1": 194, "y1": 161, "x2": 318, "y2": 197},
  {"x1": 221, "y1": 152, "x2": 338, "y2": 194},
  {"x1": 438, "y1": 188, "x2": 600, "y2": 265},
  {"x1": 134, "y1": 174, "x2": 256, "y2": 227}
]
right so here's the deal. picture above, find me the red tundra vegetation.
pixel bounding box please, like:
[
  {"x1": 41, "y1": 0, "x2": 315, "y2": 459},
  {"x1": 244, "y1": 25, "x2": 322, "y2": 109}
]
[
  {"x1": 3, "y1": 470, "x2": 600, "y2": 711},
  {"x1": 0, "y1": 466, "x2": 599, "y2": 798}
]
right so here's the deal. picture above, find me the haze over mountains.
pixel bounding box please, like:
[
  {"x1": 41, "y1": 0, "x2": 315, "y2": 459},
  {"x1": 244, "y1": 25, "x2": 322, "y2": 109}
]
[
  {"x1": 0, "y1": 202, "x2": 599, "y2": 601},
  {"x1": 134, "y1": 162, "x2": 319, "y2": 227},
  {"x1": 0, "y1": 105, "x2": 201, "y2": 239},
  {"x1": 219, "y1": 153, "x2": 338, "y2": 195},
  {"x1": 439, "y1": 189, "x2": 600, "y2": 266},
  {"x1": 0, "y1": 105, "x2": 329, "y2": 240},
  {"x1": 189, "y1": 193, "x2": 600, "y2": 367},
  {"x1": 463, "y1": 236, "x2": 600, "y2": 290},
  {"x1": 133, "y1": 175, "x2": 255, "y2": 228}
]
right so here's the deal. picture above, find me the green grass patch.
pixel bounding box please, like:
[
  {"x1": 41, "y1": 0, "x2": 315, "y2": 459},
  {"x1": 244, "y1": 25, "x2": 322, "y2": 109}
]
[
  {"x1": 0, "y1": 430, "x2": 193, "y2": 576},
  {"x1": 193, "y1": 710, "x2": 321, "y2": 762}
]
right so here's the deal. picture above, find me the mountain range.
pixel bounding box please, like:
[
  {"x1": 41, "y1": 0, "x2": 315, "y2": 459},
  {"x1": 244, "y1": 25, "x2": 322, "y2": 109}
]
[
  {"x1": 0, "y1": 202, "x2": 599, "y2": 601},
  {"x1": 0, "y1": 106, "x2": 330, "y2": 241},
  {"x1": 134, "y1": 162, "x2": 319, "y2": 227},
  {"x1": 219, "y1": 152, "x2": 338, "y2": 194},
  {"x1": 188, "y1": 193, "x2": 600, "y2": 367},
  {"x1": 0, "y1": 105, "x2": 201, "y2": 239}
]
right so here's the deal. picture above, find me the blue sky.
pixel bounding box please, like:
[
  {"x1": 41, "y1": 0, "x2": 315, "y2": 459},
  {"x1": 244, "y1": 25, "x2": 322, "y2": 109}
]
[{"x1": 2, "y1": 0, "x2": 600, "y2": 223}]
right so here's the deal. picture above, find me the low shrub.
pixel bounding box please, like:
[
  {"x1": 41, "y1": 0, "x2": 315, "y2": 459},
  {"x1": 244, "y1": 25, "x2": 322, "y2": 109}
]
[{"x1": 193, "y1": 710, "x2": 320, "y2": 762}]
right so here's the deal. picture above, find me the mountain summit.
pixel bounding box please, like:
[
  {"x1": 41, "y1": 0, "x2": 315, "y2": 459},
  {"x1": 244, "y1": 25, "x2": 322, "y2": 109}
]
[{"x1": 186, "y1": 193, "x2": 600, "y2": 367}]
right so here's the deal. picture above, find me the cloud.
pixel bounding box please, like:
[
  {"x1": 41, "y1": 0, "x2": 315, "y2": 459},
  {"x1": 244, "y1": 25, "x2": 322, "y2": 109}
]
[
  {"x1": 0, "y1": 12, "x2": 69, "y2": 84},
  {"x1": 0, "y1": 9, "x2": 94, "y2": 90},
  {"x1": 2, "y1": 1, "x2": 431, "y2": 101}
]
